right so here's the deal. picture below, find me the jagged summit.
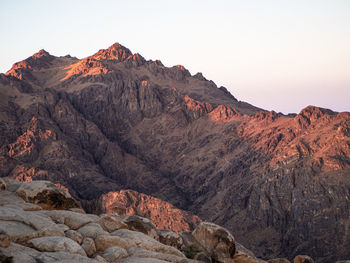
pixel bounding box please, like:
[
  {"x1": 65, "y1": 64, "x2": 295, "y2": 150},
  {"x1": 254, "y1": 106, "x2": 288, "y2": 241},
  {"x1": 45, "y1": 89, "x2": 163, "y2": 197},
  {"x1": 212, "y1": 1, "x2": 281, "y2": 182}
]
[
  {"x1": 32, "y1": 49, "x2": 51, "y2": 59},
  {"x1": 90, "y1": 42, "x2": 133, "y2": 61}
]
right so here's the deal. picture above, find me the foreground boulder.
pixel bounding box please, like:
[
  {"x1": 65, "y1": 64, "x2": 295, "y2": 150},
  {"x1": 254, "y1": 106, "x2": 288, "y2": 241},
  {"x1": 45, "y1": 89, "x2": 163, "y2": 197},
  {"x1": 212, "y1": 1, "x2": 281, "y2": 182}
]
[
  {"x1": 122, "y1": 215, "x2": 158, "y2": 240},
  {"x1": 157, "y1": 229, "x2": 184, "y2": 250},
  {"x1": 16, "y1": 180, "x2": 81, "y2": 210},
  {"x1": 268, "y1": 258, "x2": 291, "y2": 263},
  {"x1": 27, "y1": 236, "x2": 87, "y2": 256},
  {"x1": 192, "y1": 222, "x2": 235, "y2": 262},
  {"x1": 101, "y1": 246, "x2": 128, "y2": 261},
  {"x1": 293, "y1": 255, "x2": 314, "y2": 263},
  {"x1": 111, "y1": 229, "x2": 185, "y2": 258}
]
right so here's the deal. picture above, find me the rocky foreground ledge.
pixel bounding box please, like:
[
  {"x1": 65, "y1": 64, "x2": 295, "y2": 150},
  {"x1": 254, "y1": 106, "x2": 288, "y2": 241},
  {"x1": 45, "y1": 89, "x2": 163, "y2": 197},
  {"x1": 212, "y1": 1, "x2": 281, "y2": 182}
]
[{"x1": 0, "y1": 178, "x2": 317, "y2": 263}]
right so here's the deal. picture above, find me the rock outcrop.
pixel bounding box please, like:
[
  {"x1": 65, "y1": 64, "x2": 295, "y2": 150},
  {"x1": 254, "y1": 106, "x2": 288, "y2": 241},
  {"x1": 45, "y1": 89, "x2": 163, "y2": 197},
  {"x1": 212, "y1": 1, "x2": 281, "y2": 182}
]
[{"x1": 101, "y1": 190, "x2": 201, "y2": 233}]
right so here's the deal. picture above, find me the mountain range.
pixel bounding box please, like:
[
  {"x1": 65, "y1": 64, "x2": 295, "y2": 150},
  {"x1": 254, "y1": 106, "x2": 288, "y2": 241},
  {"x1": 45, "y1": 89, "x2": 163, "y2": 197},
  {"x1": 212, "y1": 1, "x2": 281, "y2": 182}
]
[{"x1": 0, "y1": 42, "x2": 349, "y2": 262}]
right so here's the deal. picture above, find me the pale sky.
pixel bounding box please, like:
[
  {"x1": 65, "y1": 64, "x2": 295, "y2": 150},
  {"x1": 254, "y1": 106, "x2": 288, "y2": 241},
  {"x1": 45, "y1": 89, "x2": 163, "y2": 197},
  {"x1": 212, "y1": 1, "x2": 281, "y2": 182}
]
[{"x1": 1, "y1": 0, "x2": 349, "y2": 114}]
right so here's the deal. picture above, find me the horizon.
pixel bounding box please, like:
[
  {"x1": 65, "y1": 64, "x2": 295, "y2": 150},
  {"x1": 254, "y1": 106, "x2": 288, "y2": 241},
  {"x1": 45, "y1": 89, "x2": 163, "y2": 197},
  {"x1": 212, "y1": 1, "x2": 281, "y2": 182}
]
[{"x1": 1, "y1": 0, "x2": 349, "y2": 114}]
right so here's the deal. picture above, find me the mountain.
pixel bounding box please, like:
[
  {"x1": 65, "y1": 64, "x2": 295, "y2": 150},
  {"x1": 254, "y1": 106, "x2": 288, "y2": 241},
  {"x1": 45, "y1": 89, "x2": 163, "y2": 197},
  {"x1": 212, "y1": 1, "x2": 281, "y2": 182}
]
[{"x1": 0, "y1": 42, "x2": 349, "y2": 262}]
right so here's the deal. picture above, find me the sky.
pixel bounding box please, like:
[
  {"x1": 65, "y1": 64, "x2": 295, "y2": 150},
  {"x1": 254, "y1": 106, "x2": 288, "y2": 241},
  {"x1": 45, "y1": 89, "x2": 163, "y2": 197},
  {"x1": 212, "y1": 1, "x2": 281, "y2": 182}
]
[{"x1": 0, "y1": 0, "x2": 349, "y2": 114}]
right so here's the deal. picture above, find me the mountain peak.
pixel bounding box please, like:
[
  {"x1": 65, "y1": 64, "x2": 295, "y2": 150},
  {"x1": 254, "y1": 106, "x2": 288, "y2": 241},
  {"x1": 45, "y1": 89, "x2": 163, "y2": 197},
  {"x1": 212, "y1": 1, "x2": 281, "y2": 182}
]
[
  {"x1": 91, "y1": 42, "x2": 132, "y2": 61},
  {"x1": 32, "y1": 49, "x2": 50, "y2": 59},
  {"x1": 298, "y1": 105, "x2": 335, "y2": 121}
]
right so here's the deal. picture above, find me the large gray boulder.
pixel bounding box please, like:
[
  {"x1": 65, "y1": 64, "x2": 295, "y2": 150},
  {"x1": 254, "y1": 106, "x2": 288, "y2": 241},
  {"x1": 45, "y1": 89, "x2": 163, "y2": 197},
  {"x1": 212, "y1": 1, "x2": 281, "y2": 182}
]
[
  {"x1": 64, "y1": 229, "x2": 83, "y2": 244},
  {"x1": 81, "y1": 237, "x2": 97, "y2": 257},
  {"x1": 35, "y1": 251, "x2": 99, "y2": 262},
  {"x1": 78, "y1": 222, "x2": 109, "y2": 239},
  {"x1": 95, "y1": 235, "x2": 129, "y2": 251},
  {"x1": 111, "y1": 229, "x2": 185, "y2": 258},
  {"x1": 122, "y1": 215, "x2": 158, "y2": 239},
  {"x1": 268, "y1": 258, "x2": 291, "y2": 263},
  {"x1": 98, "y1": 214, "x2": 128, "y2": 232},
  {"x1": 16, "y1": 180, "x2": 81, "y2": 210},
  {"x1": 122, "y1": 257, "x2": 171, "y2": 263},
  {"x1": 127, "y1": 247, "x2": 186, "y2": 263},
  {"x1": 42, "y1": 209, "x2": 99, "y2": 229},
  {"x1": 0, "y1": 206, "x2": 65, "y2": 242},
  {"x1": 0, "y1": 190, "x2": 25, "y2": 206},
  {"x1": 27, "y1": 236, "x2": 86, "y2": 256},
  {"x1": 157, "y1": 229, "x2": 184, "y2": 250},
  {"x1": 101, "y1": 246, "x2": 128, "y2": 262},
  {"x1": 192, "y1": 222, "x2": 235, "y2": 263},
  {"x1": 0, "y1": 242, "x2": 39, "y2": 263}
]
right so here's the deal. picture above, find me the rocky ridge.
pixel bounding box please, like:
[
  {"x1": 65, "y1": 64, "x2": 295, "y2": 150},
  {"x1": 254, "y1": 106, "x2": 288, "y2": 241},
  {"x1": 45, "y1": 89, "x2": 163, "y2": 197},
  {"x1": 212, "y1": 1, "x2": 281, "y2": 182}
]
[{"x1": 0, "y1": 42, "x2": 349, "y2": 262}]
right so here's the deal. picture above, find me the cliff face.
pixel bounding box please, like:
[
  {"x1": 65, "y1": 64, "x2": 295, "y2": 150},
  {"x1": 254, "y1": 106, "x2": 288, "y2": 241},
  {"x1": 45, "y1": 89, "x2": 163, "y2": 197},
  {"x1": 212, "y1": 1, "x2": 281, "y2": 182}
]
[
  {"x1": 101, "y1": 190, "x2": 201, "y2": 233},
  {"x1": 0, "y1": 43, "x2": 349, "y2": 262}
]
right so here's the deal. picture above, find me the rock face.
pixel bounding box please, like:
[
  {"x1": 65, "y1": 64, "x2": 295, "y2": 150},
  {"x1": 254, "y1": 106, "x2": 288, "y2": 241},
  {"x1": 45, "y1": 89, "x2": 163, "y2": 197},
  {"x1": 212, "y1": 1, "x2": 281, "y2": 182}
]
[
  {"x1": 101, "y1": 190, "x2": 201, "y2": 233},
  {"x1": 0, "y1": 42, "x2": 349, "y2": 262}
]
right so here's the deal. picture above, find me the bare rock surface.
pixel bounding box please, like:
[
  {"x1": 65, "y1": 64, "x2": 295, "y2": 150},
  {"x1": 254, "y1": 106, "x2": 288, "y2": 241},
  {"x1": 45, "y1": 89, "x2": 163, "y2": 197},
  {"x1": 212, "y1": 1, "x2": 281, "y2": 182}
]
[
  {"x1": 192, "y1": 222, "x2": 235, "y2": 262},
  {"x1": 98, "y1": 214, "x2": 128, "y2": 232},
  {"x1": 27, "y1": 236, "x2": 87, "y2": 256},
  {"x1": 268, "y1": 259, "x2": 291, "y2": 263},
  {"x1": 42, "y1": 209, "x2": 99, "y2": 229},
  {"x1": 64, "y1": 229, "x2": 83, "y2": 244},
  {"x1": 111, "y1": 229, "x2": 185, "y2": 258},
  {"x1": 121, "y1": 214, "x2": 158, "y2": 239},
  {"x1": 101, "y1": 246, "x2": 128, "y2": 261},
  {"x1": 293, "y1": 255, "x2": 314, "y2": 263},
  {"x1": 78, "y1": 222, "x2": 109, "y2": 240},
  {"x1": 122, "y1": 257, "x2": 171, "y2": 263},
  {"x1": 157, "y1": 229, "x2": 184, "y2": 250},
  {"x1": 95, "y1": 235, "x2": 129, "y2": 251},
  {"x1": 16, "y1": 180, "x2": 81, "y2": 210},
  {"x1": 81, "y1": 237, "x2": 97, "y2": 257},
  {"x1": 127, "y1": 247, "x2": 186, "y2": 263}
]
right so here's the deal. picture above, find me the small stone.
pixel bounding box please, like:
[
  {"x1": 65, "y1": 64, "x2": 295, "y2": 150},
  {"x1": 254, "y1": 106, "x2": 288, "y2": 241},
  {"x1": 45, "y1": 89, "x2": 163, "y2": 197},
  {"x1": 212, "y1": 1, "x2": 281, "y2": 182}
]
[
  {"x1": 0, "y1": 234, "x2": 10, "y2": 248},
  {"x1": 0, "y1": 178, "x2": 6, "y2": 191}
]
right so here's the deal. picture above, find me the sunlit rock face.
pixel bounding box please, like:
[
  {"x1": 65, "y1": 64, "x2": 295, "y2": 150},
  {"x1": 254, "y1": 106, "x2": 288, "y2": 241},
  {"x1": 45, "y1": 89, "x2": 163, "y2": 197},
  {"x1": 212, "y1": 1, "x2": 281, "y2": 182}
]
[
  {"x1": 101, "y1": 190, "x2": 201, "y2": 233},
  {"x1": 0, "y1": 42, "x2": 349, "y2": 262}
]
